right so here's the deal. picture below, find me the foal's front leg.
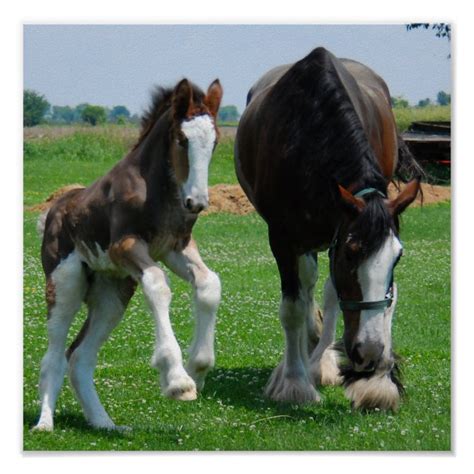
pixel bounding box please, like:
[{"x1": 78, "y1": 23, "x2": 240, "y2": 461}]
[
  {"x1": 163, "y1": 238, "x2": 221, "y2": 391},
  {"x1": 110, "y1": 237, "x2": 197, "y2": 401}
]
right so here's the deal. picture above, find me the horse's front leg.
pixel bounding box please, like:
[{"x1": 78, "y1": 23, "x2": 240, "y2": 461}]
[
  {"x1": 265, "y1": 231, "x2": 320, "y2": 403},
  {"x1": 309, "y1": 277, "x2": 342, "y2": 386},
  {"x1": 163, "y1": 238, "x2": 221, "y2": 391},
  {"x1": 110, "y1": 237, "x2": 197, "y2": 401}
]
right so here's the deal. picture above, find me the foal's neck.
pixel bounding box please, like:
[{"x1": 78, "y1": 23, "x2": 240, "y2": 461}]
[{"x1": 136, "y1": 112, "x2": 178, "y2": 198}]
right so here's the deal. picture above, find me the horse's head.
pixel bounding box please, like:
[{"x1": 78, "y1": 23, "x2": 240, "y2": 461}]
[
  {"x1": 170, "y1": 78, "x2": 223, "y2": 214},
  {"x1": 331, "y1": 180, "x2": 420, "y2": 383}
]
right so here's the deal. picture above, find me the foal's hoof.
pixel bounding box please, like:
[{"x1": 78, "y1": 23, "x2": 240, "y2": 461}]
[
  {"x1": 31, "y1": 422, "x2": 53, "y2": 433},
  {"x1": 164, "y1": 377, "x2": 198, "y2": 401}
]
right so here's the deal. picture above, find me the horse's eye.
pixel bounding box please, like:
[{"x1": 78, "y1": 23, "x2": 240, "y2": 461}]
[
  {"x1": 345, "y1": 240, "x2": 361, "y2": 260},
  {"x1": 177, "y1": 137, "x2": 188, "y2": 149}
]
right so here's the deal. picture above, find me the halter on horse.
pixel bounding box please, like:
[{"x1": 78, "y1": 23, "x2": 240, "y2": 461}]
[
  {"x1": 33, "y1": 79, "x2": 223, "y2": 431},
  {"x1": 235, "y1": 47, "x2": 421, "y2": 410}
]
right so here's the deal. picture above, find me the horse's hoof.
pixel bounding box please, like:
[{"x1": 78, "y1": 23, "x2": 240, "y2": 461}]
[
  {"x1": 311, "y1": 348, "x2": 342, "y2": 386},
  {"x1": 345, "y1": 373, "x2": 400, "y2": 411},
  {"x1": 265, "y1": 365, "x2": 321, "y2": 404}
]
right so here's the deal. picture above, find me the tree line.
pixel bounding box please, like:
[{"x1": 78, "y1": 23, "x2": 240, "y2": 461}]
[
  {"x1": 23, "y1": 90, "x2": 240, "y2": 127},
  {"x1": 391, "y1": 90, "x2": 451, "y2": 109}
]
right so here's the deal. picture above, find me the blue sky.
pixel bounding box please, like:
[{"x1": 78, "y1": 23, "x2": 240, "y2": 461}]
[{"x1": 24, "y1": 24, "x2": 451, "y2": 115}]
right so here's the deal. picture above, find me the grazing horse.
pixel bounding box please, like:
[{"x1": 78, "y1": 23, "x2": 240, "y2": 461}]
[
  {"x1": 235, "y1": 47, "x2": 421, "y2": 410},
  {"x1": 33, "y1": 78, "x2": 223, "y2": 431}
]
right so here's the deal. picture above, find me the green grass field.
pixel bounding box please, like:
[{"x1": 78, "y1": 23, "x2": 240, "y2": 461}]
[{"x1": 23, "y1": 127, "x2": 451, "y2": 451}]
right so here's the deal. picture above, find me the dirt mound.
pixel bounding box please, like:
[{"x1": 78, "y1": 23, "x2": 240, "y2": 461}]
[
  {"x1": 26, "y1": 182, "x2": 450, "y2": 216},
  {"x1": 26, "y1": 184, "x2": 85, "y2": 212},
  {"x1": 205, "y1": 184, "x2": 255, "y2": 215},
  {"x1": 206, "y1": 182, "x2": 450, "y2": 215}
]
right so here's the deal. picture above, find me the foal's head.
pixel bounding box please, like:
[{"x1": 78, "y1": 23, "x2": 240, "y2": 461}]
[
  {"x1": 332, "y1": 180, "x2": 420, "y2": 379},
  {"x1": 169, "y1": 79, "x2": 223, "y2": 214}
]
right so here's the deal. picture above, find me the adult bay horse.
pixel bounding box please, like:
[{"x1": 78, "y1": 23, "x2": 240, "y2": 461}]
[
  {"x1": 33, "y1": 78, "x2": 223, "y2": 431},
  {"x1": 235, "y1": 47, "x2": 422, "y2": 410}
]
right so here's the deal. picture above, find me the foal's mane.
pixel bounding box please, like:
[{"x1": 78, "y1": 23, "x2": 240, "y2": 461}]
[
  {"x1": 266, "y1": 47, "x2": 388, "y2": 205},
  {"x1": 132, "y1": 86, "x2": 174, "y2": 150},
  {"x1": 133, "y1": 82, "x2": 207, "y2": 151}
]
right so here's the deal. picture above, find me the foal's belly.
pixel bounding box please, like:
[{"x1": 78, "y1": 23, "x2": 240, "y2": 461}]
[{"x1": 75, "y1": 241, "x2": 127, "y2": 277}]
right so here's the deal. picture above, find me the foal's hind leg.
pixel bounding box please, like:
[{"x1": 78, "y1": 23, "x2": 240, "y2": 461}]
[
  {"x1": 67, "y1": 275, "x2": 134, "y2": 430},
  {"x1": 33, "y1": 252, "x2": 87, "y2": 432},
  {"x1": 163, "y1": 239, "x2": 221, "y2": 391}
]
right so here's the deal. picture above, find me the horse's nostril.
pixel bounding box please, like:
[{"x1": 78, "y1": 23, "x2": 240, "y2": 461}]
[
  {"x1": 364, "y1": 360, "x2": 376, "y2": 372},
  {"x1": 351, "y1": 343, "x2": 364, "y2": 364},
  {"x1": 185, "y1": 198, "x2": 193, "y2": 210}
]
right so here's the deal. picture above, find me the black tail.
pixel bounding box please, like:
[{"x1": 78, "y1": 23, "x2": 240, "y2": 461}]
[{"x1": 394, "y1": 134, "x2": 426, "y2": 183}]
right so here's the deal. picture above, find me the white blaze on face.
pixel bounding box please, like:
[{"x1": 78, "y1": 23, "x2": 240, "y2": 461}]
[
  {"x1": 356, "y1": 230, "x2": 402, "y2": 350},
  {"x1": 180, "y1": 115, "x2": 216, "y2": 209}
]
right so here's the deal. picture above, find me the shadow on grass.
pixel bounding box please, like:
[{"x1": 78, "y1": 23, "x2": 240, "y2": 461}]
[{"x1": 203, "y1": 366, "x2": 348, "y2": 424}]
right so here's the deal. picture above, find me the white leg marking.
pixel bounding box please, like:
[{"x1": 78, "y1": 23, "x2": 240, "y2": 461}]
[
  {"x1": 141, "y1": 265, "x2": 197, "y2": 401},
  {"x1": 265, "y1": 293, "x2": 320, "y2": 403},
  {"x1": 33, "y1": 252, "x2": 87, "y2": 432},
  {"x1": 68, "y1": 275, "x2": 126, "y2": 430},
  {"x1": 163, "y1": 242, "x2": 221, "y2": 391},
  {"x1": 309, "y1": 278, "x2": 342, "y2": 386}
]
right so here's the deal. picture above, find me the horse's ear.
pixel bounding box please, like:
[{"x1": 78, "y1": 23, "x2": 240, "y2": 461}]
[
  {"x1": 172, "y1": 79, "x2": 193, "y2": 122},
  {"x1": 388, "y1": 179, "x2": 421, "y2": 216},
  {"x1": 204, "y1": 79, "x2": 223, "y2": 118},
  {"x1": 338, "y1": 185, "x2": 365, "y2": 215}
]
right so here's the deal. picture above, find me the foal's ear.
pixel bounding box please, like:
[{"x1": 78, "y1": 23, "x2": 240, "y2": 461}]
[
  {"x1": 338, "y1": 185, "x2": 365, "y2": 215},
  {"x1": 172, "y1": 79, "x2": 193, "y2": 121},
  {"x1": 388, "y1": 179, "x2": 421, "y2": 216},
  {"x1": 204, "y1": 79, "x2": 223, "y2": 117}
]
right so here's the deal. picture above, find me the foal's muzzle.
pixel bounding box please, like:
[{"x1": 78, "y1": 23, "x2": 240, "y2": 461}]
[{"x1": 184, "y1": 196, "x2": 208, "y2": 214}]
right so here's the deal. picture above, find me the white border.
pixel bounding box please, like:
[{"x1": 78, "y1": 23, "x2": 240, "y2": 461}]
[{"x1": 5, "y1": 1, "x2": 472, "y2": 472}]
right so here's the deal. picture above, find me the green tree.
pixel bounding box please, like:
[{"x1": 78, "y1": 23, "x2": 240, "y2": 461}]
[
  {"x1": 406, "y1": 23, "x2": 451, "y2": 40},
  {"x1": 81, "y1": 105, "x2": 107, "y2": 126},
  {"x1": 51, "y1": 105, "x2": 75, "y2": 124},
  {"x1": 73, "y1": 103, "x2": 90, "y2": 122},
  {"x1": 417, "y1": 98, "x2": 432, "y2": 108},
  {"x1": 109, "y1": 105, "x2": 131, "y2": 123},
  {"x1": 437, "y1": 91, "x2": 451, "y2": 106},
  {"x1": 391, "y1": 96, "x2": 409, "y2": 108},
  {"x1": 23, "y1": 89, "x2": 50, "y2": 127},
  {"x1": 218, "y1": 105, "x2": 240, "y2": 123}
]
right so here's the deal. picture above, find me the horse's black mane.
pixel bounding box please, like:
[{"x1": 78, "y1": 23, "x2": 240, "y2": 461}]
[
  {"x1": 350, "y1": 194, "x2": 400, "y2": 257},
  {"x1": 264, "y1": 47, "x2": 398, "y2": 254},
  {"x1": 266, "y1": 47, "x2": 388, "y2": 205}
]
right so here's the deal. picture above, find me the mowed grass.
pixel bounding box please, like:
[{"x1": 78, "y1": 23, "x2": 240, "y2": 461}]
[{"x1": 23, "y1": 127, "x2": 450, "y2": 451}]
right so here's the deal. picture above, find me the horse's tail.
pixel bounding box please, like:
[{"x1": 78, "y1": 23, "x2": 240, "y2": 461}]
[
  {"x1": 394, "y1": 134, "x2": 425, "y2": 183},
  {"x1": 35, "y1": 184, "x2": 85, "y2": 239}
]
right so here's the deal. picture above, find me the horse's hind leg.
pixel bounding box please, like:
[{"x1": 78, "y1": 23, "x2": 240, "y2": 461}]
[
  {"x1": 33, "y1": 252, "x2": 87, "y2": 432},
  {"x1": 309, "y1": 277, "x2": 342, "y2": 386},
  {"x1": 67, "y1": 275, "x2": 135, "y2": 430},
  {"x1": 163, "y1": 238, "x2": 221, "y2": 391}
]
